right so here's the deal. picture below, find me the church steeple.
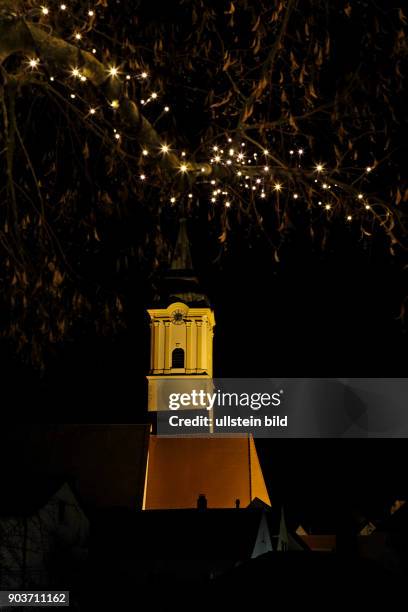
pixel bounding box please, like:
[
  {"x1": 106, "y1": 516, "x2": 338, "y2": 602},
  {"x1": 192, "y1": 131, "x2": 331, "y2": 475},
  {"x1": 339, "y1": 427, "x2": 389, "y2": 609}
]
[
  {"x1": 160, "y1": 218, "x2": 210, "y2": 308},
  {"x1": 146, "y1": 219, "x2": 215, "y2": 411},
  {"x1": 169, "y1": 217, "x2": 193, "y2": 271}
]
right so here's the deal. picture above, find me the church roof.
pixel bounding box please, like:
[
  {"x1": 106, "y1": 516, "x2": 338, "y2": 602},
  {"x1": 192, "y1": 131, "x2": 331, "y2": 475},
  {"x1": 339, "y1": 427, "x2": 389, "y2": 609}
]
[
  {"x1": 1, "y1": 425, "x2": 150, "y2": 511},
  {"x1": 156, "y1": 218, "x2": 210, "y2": 307}
]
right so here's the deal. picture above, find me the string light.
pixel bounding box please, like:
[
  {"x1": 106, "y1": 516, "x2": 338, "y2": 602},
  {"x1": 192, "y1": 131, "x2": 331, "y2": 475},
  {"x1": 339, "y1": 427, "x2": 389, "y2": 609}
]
[
  {"x1": 315, "y1": 163, "x2": 324, "y2": 173},
  {"x1": 366, "y1": 166, "x2": 372, "y2": 173},
  {"x1": 180, "y1": 164, "x2": 188, "y2": 173},
  {"x1": 88, "y1": 10, "x2": 94, "y2": 16},
  {"x1": 225, "y1": 201, "x2": 231, "y2": 207},
  {"x1": 28, "y1": 58, "x2": 40, "y2": 69},
  {"x1": 293, "y1": 193, "x2": 299, "y2": 199},
  {"x1": 160, "y1": 144, "x2": 170, "y2": 154},
  {"x1": 110, "y1": 100, "x2": 119, "y2": 109},
  {"x1": 71, "y1": 68, "x2": 81, "y2": 78},
  {"x1": 108, "y1": 66, "x2": 119, "y2": 78},
  {"x1": 346, "y1": 215, "x2": 352, "y2": 221},
  {"x1": 140, "y1": 174, "x2": 146, "y2": 180},
  {"x1": 325, "y1": 204, "x2": 331, "y2": 210},
  {"x1": 142, "y1": 149, "x2": 148, "y2": 156},
  {"x1": 141, "y1": 72, "x2": 148, "y2": 79},
  {"x1": 298, "y1": 149, "x2": 304, "y2": 155},
  {"x1": 164, "y1": 106, "x2": 170, "y2": 112},
  {"x1": 274, "y1": 183, "x2": 282, "y2": 191},
  {"x1": 60, "y1": 3, "x2": 66, "y2": 10},
  {"x1": 170, "y1": 196, "x2": 176, "y2": 203},
  {"x1": 89, "y1": 108, "x2": 96, "y2": 115},
  {"x1": 41, "y1": 6, "x2": 49, "y2": 15},
  {"x1": 357, "y1": 193, "x2": 364, "y2": 200}
]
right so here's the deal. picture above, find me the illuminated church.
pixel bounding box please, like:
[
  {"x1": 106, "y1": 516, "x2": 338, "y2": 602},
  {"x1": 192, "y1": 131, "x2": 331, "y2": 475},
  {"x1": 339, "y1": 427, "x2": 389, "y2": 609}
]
[{"x1": 143, "y1": 219, "x2": 271, "y2": 509}]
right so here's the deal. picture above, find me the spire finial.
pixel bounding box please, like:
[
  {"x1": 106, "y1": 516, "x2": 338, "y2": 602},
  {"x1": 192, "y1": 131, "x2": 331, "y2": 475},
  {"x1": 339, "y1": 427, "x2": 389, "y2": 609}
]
[{"x1": 170, "y1": 217, "x2": 193, "y2": 271}]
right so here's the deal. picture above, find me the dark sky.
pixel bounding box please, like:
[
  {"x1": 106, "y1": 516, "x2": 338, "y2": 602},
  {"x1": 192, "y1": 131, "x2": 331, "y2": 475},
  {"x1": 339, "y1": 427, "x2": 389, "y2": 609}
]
[{"x1": 1, "y1": 1, "x2": 406, "y2": 524}]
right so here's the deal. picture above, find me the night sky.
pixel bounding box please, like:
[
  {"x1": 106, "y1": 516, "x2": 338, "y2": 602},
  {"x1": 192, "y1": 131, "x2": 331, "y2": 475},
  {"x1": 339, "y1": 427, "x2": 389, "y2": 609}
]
[{"x1": 1, "y1": 0, "x2": 407, "y2": 527}]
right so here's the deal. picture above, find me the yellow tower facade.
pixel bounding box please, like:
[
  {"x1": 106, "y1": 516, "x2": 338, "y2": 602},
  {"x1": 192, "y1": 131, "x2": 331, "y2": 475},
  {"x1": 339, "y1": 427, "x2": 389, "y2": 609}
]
[
  {"x1": 146, "y1": 301, "x2": 215, "y2": 411},
  {"x1": 143, "y1": 219, "x2": 271, "y2": 510}
]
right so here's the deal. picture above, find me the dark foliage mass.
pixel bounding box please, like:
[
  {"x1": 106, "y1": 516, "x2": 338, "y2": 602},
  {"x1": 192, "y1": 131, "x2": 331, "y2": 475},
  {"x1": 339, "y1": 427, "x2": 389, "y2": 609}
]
[{"x1": 0, "y1": 0, "x2": 406, "y2": 365}]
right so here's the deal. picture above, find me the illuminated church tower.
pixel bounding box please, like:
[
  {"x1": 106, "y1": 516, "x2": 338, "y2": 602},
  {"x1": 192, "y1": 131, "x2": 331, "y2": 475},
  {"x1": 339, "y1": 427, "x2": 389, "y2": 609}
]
[{"x1": 143, "y1": 219, "x2": 270, "y2": 509}]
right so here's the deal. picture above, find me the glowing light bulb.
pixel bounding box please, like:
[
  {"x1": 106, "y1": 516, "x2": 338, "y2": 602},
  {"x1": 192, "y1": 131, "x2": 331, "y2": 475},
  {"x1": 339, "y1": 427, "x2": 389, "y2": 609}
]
[
  {"x1": 214, "y1": 155, "x2": 221, "y2": 163},
  {"x1": 256, "y1": 178, "x2": 261, "y2": 184},
  {"x1": 229, "y1": 149, "x2": 234, "y2": 156},
  {"x1": 261, "y1": 192, "x2": 266, "y2": 198},
  {"x1": 188, "y1": 194, "x2": 193, "y2": 199},
  {"x1": 89, "y1": 107, "x2": 96, "y2": 115},
  {"x1": 142, "y1": 149, "x2": 148, "y2": 156},
  {"x1": 225, "y1": 201, "x2": 231, "y2": 208},
  {"x1": 41, "y1": 6, "x2": 49, "y2": 15},
  {"x1": 28, "y1": 58, "x2": 40, "y2": 69},
  {"x1": 164, "y1": 106, "x2": 170, "y2": 112},
  {"x1": 264, "y1": 166, "x2": 269, "y2": 172},
  {"x1": 237, "y1": 171, "x2": 242, "y2": 176},
  {"x1": 71, "y1": 68, "x2": 80, "y2": 78},
  {"x1": 60, "y1": 4, "x2": 66, "y2": 10},
  {"x1": 50, "y1": 76, "x2": 54, "y2": 81},
  {"x1": 151, "y1": 92, "x2": 158, "y2": 99},
  {"x1": 289, "y1": 150, "x2": 294, "y2": 155},
  {"x1": 357, "y1": 193, "x2": 363, "y2": 200},
  {"x1": 114, "y1": 133, "x2": 120, "y2": 140},
  {"x1": 88, "y1": 10, "x2": 94, "y2": 16},
  {"x1": 140, "y1": 174, "x2": 146, "y2": 180},
  {"x1": 110, "y1": 100, "x2": 119, "y2": 109},
  {"x1": 211, "y1": 197, "x2": 216, "y2": 203},
  {"x1": 315, "y1": 163, "x2": 324, "y2": 173},
  {"x1": 293, "y1": 193, "x2": 299, "y2": 199},
  {"x1": 325, "y1": 204, "x2": 331, "y2": 210},
  {"x1": 365, "y1": 204, "x2": 371, "y2": 210},
  {"x1": 80, "y1": 75, "x2": 87, "y2": 82},
  {"x1": 347, "y1": 215, "x2": 352, "y2": 221},
  {"x1": 170, "y1": 197, "x2": 176, "y2": 203},
  {"x1": 75, "y1": 33, "x2": 82, "y2": 40},
  {"x1": 141, "y1": 71, "x2": 148, "y2": 79},
  {"x1": 160, "y1": 144, "x2": 169, "y2": 154},
  {"x1": 70, "y1": 94, "x2": 76, "y2": 99},
  {"x1": 180, "y1": 164, "x2": 188, "y2": 173},
  {"x1": 92, "y1": 48, "x2": 97, "y2": 54},
  {"x1": 237, "y1": 153, "x2": 244, "y2": 161},
  {"x1": 108, "y1": 66, "x2": 119, "y2": 78},
  {"x1": 298, "y1": 148, "x2": 304, "y2": 155},
  {"x1": 322, "y1": 183, "x2": 328, "y2": 189},
  {"x1": 366, "y1": 166, "x2": 372, "y2": 173},
  {"x1": 263, "y1": 149, "x2": 269, "y2": 156},
  {"x1": 274, "y1": 183, "x2": 282, "y2": 192}
]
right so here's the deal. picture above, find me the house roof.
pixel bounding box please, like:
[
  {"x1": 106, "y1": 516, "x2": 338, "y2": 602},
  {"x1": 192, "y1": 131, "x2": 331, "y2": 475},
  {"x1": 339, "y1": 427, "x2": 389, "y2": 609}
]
[
  {"x1": 1, "y1": 425, "x2": 150, "y2": 511},
  {"x1": 92, "y1": 506, "x2": 296, "y2": 561},
  {"x1": 0, "y1": 474, "x2": 67, "y2": 517}
]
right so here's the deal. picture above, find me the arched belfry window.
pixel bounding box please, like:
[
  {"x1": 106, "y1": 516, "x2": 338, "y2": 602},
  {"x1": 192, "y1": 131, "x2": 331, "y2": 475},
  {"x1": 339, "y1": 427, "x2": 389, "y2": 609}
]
[{"x1": 172, "y1": 348, "x2": 185, "y2": 368}]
